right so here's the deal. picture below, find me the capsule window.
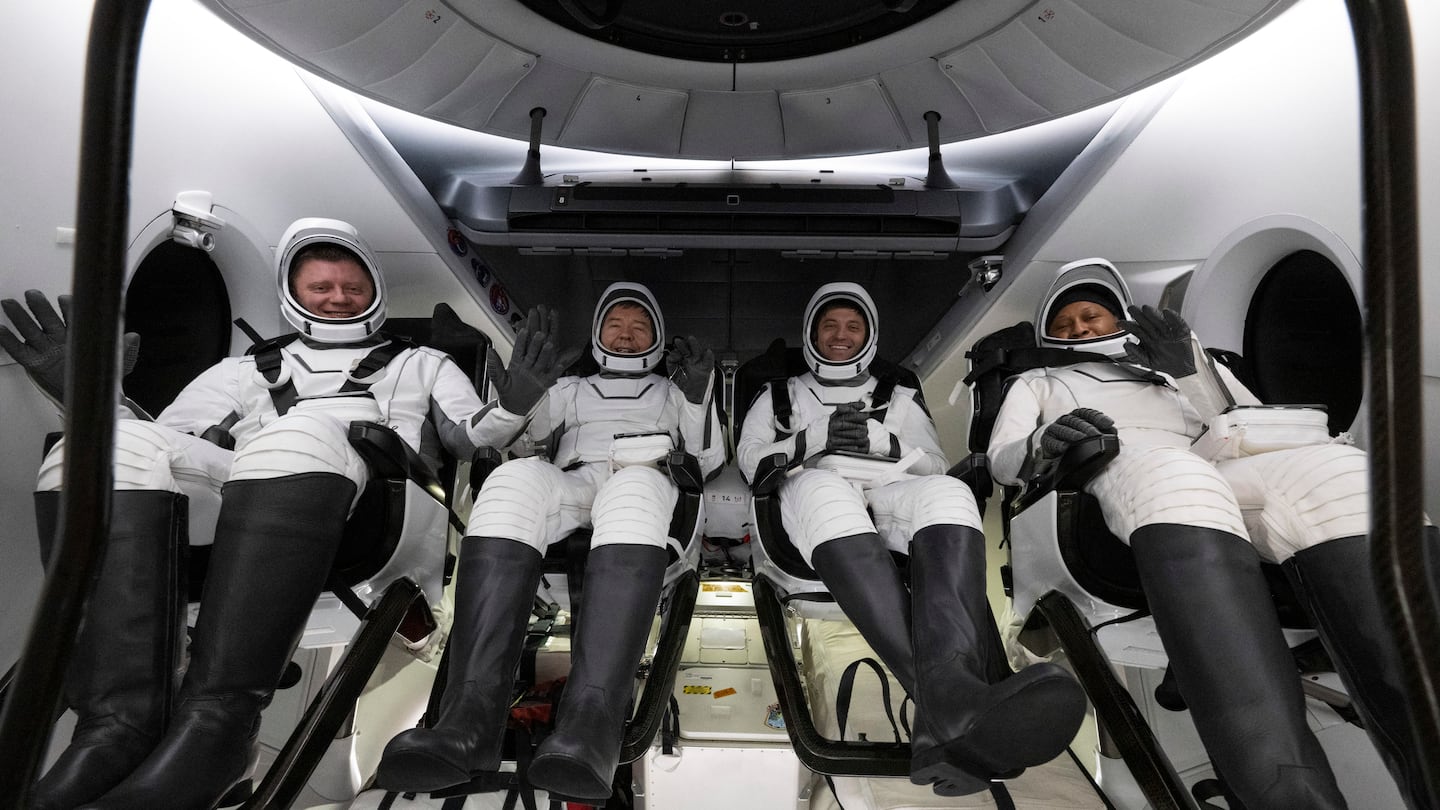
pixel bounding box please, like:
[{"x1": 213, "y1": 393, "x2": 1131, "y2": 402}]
[
  {"x1": 124, "y1": 241, "x2": 232, "y2": 416},
  {"x1": 1242, "y1": 250, "x2": 1362, "y2": 432}
]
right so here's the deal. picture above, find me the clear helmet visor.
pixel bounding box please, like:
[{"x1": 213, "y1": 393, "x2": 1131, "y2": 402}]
[
  {"x1": 803, "y1": 282, "x2": 878, "y2": 381},
  {"x1": 275, "y1": 218, "x2": 386, "y2": 344},
  {"x1": 1036, "y1": 258, "x2": 1135, "y2": 358},
  {"x1": 591, "y1": 282, "x2": 665, "y2": 374}
]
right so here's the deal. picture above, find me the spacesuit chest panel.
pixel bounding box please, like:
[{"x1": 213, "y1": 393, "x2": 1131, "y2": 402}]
[
  {"x1": 1043, "y1": 363, "x2": 1205, "y2": 443},
  {"x1": 227, "y1": 340, "x2": 431, "y2": 449},
  {"x1": 789, "y1": 374, "x2": 884, "y2": 429},
  {"x1": 559, "y1": 374, "x2": 676, "y2": 464}
]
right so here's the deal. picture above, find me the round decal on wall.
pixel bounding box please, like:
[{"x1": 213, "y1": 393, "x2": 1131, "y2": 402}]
[
  {"x1": 447, "y1": 228, "x2": 468, "y2": 257},
  {"x1": 471, "y1": 257, "x2": 491, "y2": 286},
  {"x1": 490, "y1": 284, "x2": 511, "y2": 316}
]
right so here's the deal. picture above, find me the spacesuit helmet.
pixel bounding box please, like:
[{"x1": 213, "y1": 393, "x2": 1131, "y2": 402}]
[
  {"x1": 592, "y1": 282, "x2": 665, "y2": 374},
  {"x1": 1036, "y1": 258, "x2": 1135, "y2": 358},
  {"x1": 803, "y1": 282, "x2": 878, "y2": 382},
  {"x1": 276, "y1": 218, "x2": 387, "y2": 344}
]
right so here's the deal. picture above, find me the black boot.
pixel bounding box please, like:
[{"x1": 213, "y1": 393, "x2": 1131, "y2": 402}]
[
  {"x1": 810, "y1": 533, "x2": 918, "y2": 689},
  {"x1": 82, "y1": 473, "x2": 356, "y2": 810},
  {"x1": 906, "y1": 524, "x2": 1086, "y2": 796},
  {"x1": 1284, "y1": 532, "x2": 1440, "y2": 810},
  {"x1": 377, "y1": 536, "x2": 544, "y2": 792},
  {"x1": 31, "y1": 490, "x2": 186, "y2": 810},
  {"x1": 528, "y1": 543, "x2": 668, "y2": 802},
  {"x1": 1131, "y1": 524, "x2": 1346, "y2": 810}
]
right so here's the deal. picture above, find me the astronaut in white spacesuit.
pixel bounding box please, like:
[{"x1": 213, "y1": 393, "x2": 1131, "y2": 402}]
[
  {"x1": 1, "y1": 219, "x2": 549, "y2": 810},
  {"x1": 377, "y1": 281, "x2": 723, "y2": 802},
  {"x1": 988, "y1": 258, "x2": 1431, "y2": 809},
  {"x1": 736, "y1": 282, "x2": 1086, "y2": 797}
]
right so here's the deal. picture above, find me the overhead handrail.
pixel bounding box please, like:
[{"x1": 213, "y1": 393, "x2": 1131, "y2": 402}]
[
  {"x1": 0, "y1": 0, "x2": 151, "y2": 803},
  {"x1": 1344, "y1": 0, "x2": 1440, "y2": 802}
]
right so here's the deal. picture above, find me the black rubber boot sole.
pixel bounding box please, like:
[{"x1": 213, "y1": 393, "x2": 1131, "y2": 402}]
[
  {"x1": 528, "y1": 746, "x2": 613, "y2": 803},
  {"x1": 375, "y1": 733, "x2": 476, "y2": 794},
  {"x1": 911, "y1": 665, "x2": 1086, "y2": 794}
]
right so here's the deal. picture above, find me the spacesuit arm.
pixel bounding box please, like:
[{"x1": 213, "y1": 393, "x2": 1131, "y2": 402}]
[
  {"x1": 514, "y1": 375, "x2": 579, "y2": 459},
  {"x1": 1213, "y1": 360, "x2": 1262, "y2": 406},
  {"x1": 671, "y1": 381, "x2": 725, "y2": 477},
  {"x1": 737, "y1": 381, "x2": 824, "y2": 481},
  {"x1": 155, "y1": 359, "x2": 246, "y2": 437},
  {"x1": 986, "y1": 378, "x2": 1051, "y2": 486},
  {"x1": 867, "y1": 387, "x2": 948, "y2": 474},
  {"x1": 427, "y1": 355, "x2": 531, "y2": 457},
  {"x1": 1171, "y1": 334, "x2": 1261, "y2": 422}
]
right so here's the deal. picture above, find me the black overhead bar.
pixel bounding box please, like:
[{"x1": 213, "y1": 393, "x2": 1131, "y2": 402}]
[
  {"x1": 0, "y1": 0, "x2": 151, "y2": 803},
  {"x1": 1344, "y1": 0, "x2": 1440, "y2": 802}
]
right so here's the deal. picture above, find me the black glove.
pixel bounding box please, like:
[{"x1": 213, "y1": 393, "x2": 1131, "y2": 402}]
[
  {"x1": 825, "y1": 402, "x2": 870, "y2": 453},
  {"x1": 1038, "y1": 408, "x2": 1116, "y2": 464},
  {"x1": 0, "y1": 290, "x2": 70, "y2": 402},
  {"x1": 1120, "y1": 304, "x2": 1196, "y2": 378},
  {"x1": 665, "y1": 335, "x2": 715, "y2": 404},
  {"x1": 486, "y1": 306, "x2": 573, "y2": 414}
]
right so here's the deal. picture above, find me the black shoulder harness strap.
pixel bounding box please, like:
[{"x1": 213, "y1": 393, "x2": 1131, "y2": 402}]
[{"x1": 251, "y1": 333, "x2": 415, "y2": 416}]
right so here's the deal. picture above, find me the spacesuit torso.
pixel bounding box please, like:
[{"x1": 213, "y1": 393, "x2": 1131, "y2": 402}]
[
  {"x1": 737, "y1": 371, "x2": 947, "y2": 480},
  {"x1": 987, "y1": 355, "x2": 1256, "y2": 487},
  {"x1": 156, "y1": 335, "x2": 522, "y2": 471},
  {"x1": 538, "y1": 371, "x2": 722, "y2": 475}
]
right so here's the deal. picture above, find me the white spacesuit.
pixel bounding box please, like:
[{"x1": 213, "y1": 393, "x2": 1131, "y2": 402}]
[
  {"x1": 3, "y1": 219, "x2": 517, "y2": 810},
  {"x1": 737, "y1": 282, "x2": 1086, "y2": 798},
  {"x1": 988, "y1": 261, "x2": 1367, "y2": 558},
  {"x1": 986, "y1": 258, "x2": 1429, "y2": 809},
  {"x1": 379, "y1": 281, "x2": 723, "y2": 802}
]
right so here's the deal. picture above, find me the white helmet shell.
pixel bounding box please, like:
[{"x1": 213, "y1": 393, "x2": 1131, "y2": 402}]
[
  {"x1": 803, "y1": 282, "x2": 878, "y2": 381},
  {"x1": 1036, "y1": 258, "x2": 1135, "y2": 358},
  {"x1": 592, "y1": 282, "x2": 665, "y2": 374},
  {"x1": 276, "y1": 218, "x2": 386, "y2": 344}
]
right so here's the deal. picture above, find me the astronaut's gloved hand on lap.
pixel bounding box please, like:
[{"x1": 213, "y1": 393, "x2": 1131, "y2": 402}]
[
  {"x1": 1037, "y1": 407, "x2": 1115, "y2": 472},
  {"x1": 824, "y1": 402, "x2": 870, "y2": 453}
]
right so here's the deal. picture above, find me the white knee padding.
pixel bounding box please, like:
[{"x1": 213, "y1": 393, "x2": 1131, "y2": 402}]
[
  {"x1": 1219, "y1": 443, "x2": 1370, "y2": 561},
  {"x1": 38, "y1": 420, "x2": 188, "y2": 492},
  {"x1": 779, "y1": 469, "x2": 874, "y2": 566},
  {"x1": 871, "y1": 475, "x2": 982, "y2": 532},
  {"x1": 590, "y1": 466, "x2": 677, "y2": 550},
  {"x1": 1088, "y1": 444, "x2": 1247, "y2": 540},
  {"x1": 467, "y1": 457, "x2": 596, "y2": 552},
  {"x1": 228, "y1": 412, "x2": 369, "y2": 500},
  {"x1": 868, "y1": 475, "x2": 983, "y2": 555},
  {"x1": 37, "y1": 421, "x2": 232, "y2": 543}
]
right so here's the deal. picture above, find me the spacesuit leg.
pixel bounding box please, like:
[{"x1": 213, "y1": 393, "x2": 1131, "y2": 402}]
[
  {"x1": 379, "y1": 457, "x2": 591, "y2": 792},
  {"x1": 529, "y1": 466, "x2": 674, "y2": 802},
  {"x1": 1130, "y1": 524, "x2": 1346, "y2": 810},
  {"x1": 29, "y1": 422, "x2": 214, "y2": 809},
  {"x1": 84, "y1": 412, "x2": 365, "y2": 809},
  {"x1": 785, "y1": 470, "x2": 916, "y2": 714},
  {"x1": 30, "y1": 490, "x2": 187, "y2": 809},
  {"x1": 1223, "y1": 444, "x2": 1436, "y2": 808},
  {"x1": 867, "y1": 476, "x2": 1085, "y2": 795},
  {"x1": 1284, "y1": 533, "x2": 1438, "y2": 810},
  {"x1": 1087, "y1": 447, "x2": 1344, "y2": 808}
]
